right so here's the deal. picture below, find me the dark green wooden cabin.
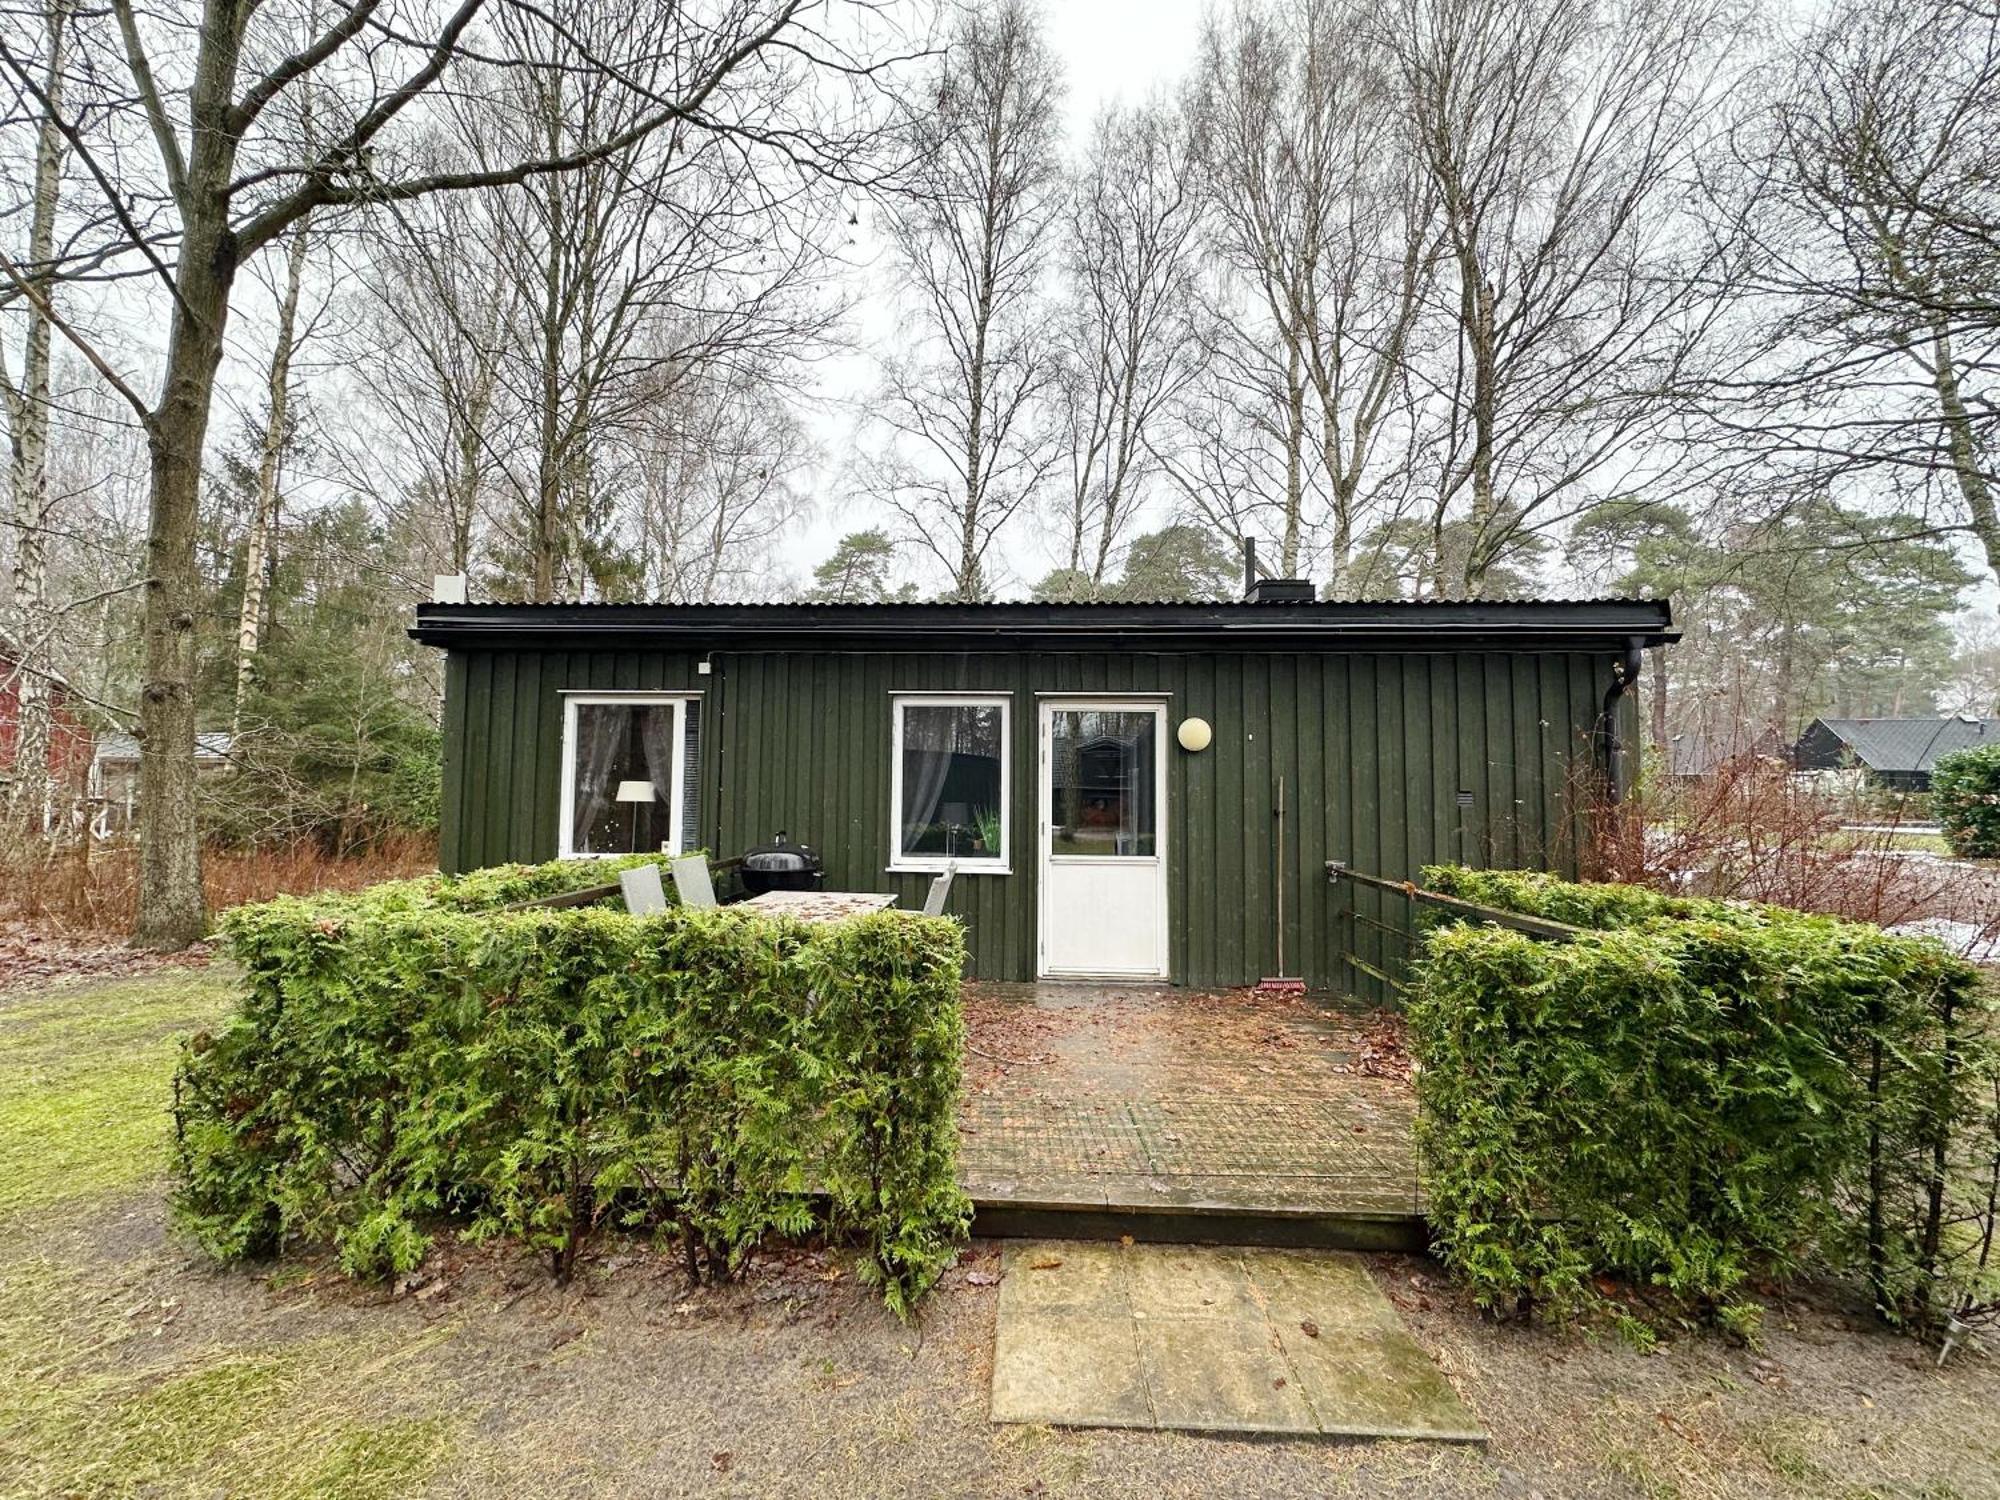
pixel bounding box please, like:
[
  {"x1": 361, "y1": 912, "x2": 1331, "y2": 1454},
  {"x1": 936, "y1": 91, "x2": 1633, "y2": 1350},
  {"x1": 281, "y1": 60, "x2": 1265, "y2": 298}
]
[{"x1": 411, "y1": 596, "x2": 1672, "y2": 996}]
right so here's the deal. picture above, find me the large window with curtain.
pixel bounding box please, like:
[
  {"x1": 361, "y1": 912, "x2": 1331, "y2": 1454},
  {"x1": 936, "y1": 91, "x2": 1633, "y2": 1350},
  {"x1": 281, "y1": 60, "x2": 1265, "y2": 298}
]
[
  {"x1": 558, "y1": 694, "x2": 700, "y2": 858},
  {"x1": 890, "y1": 694, "x2": 1009, "y2": 872}
]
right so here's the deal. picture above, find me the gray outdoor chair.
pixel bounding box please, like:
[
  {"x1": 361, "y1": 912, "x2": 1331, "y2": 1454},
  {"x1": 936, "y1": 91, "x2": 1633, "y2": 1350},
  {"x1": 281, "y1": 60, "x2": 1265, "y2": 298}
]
[
  {"x1": 922, "y1": 861, "x2": 957, "y2": 918},
  {"x1": 619, "y1": 863, "x2": 669, "y2": 915},
  {"x1": 668, "y1": 854, "x2": 719, "y2": 910}
]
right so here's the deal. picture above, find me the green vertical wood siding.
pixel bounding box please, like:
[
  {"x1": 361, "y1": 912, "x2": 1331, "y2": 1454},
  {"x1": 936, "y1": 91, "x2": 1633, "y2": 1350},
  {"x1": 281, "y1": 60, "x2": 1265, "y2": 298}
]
[{"x1": 437, "y1": 646, "x2": 1622, "y2": 996}]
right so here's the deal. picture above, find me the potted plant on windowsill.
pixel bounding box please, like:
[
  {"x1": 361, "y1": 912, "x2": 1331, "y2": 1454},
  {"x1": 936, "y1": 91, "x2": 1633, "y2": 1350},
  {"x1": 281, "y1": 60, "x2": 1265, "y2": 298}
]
[{"x1": 971, "y1": 807, "x2": 1001, "y2": 855}]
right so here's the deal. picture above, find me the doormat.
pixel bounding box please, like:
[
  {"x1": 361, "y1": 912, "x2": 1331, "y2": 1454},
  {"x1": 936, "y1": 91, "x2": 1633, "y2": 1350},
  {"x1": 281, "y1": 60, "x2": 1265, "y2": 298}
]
[{"x1": 989, "y1": 1240, "x2": 1484, "y2": 1441}]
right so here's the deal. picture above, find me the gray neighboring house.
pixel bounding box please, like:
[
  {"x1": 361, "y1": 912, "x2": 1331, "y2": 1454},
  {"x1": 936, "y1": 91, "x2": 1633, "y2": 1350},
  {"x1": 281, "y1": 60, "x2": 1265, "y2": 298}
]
[
  {"x1": 1792, "y1": 716, "x2": 2000, "y2": 792},
  {"x1": 91, "y1": 731, "x2": 233, "y2": 834},
  {"x1": 1666, "y1": 724, "x2": 1789, "y2": 781}
]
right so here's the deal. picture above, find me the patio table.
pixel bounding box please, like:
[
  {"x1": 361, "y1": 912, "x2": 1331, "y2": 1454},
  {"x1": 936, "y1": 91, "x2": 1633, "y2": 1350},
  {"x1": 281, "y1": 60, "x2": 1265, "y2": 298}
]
[{"x1": 738, "y1": 890, "x2": 898, "y2": 923}]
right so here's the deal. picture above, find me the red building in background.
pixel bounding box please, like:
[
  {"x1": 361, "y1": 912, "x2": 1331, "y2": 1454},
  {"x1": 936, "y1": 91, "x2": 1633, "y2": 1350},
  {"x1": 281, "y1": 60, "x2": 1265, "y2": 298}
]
[{"x1": 0, "y1": 636, "x2": 95, "y2": 828}]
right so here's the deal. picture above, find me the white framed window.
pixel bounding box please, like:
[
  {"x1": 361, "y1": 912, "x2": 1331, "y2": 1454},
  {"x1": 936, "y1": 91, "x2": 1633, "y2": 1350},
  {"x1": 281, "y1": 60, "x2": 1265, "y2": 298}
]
[
  {"x1": 558, "y1": 693, "x2": 701, "y2": 858},
  {"x1": 890, "y1": 694, "x2": 1010, "y2": 873}
]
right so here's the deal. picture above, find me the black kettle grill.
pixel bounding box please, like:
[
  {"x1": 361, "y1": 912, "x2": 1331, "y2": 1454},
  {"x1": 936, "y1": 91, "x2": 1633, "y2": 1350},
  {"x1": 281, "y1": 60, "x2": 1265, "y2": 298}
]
[{"x1": 739, "y1": 831, "x2": 825, "y2": 895}]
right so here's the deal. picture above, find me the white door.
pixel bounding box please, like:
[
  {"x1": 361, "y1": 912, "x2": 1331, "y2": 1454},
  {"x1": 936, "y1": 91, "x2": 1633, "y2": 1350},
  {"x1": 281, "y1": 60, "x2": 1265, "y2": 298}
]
[{"x1": 1038, "y1": 700, "x2": 1169, "y2": 978}]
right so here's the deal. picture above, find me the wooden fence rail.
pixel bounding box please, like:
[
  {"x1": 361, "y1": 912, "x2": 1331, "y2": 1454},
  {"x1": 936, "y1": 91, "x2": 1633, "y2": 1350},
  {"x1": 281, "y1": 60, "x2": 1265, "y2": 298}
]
[{"x1": 1324, "y1": 861, "x2": 1584, "y2": 944}]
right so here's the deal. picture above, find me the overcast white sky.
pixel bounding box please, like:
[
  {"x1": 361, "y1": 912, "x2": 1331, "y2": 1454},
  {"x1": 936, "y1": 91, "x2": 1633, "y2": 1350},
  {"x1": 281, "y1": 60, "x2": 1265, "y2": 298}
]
[{"x1": 1046, "y1": 0, "x2": 1208, "y2": 116}]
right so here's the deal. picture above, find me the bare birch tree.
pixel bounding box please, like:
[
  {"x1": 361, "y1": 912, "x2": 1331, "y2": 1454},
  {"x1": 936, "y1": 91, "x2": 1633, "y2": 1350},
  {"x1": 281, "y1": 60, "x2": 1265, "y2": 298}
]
[
  {"x1": 871, "y1": 0, "x2": 1064, "y2": 600},
  {"x1": 1718, "y1": 0, "x2": 2000, "y2": 595},
  {"x1": 1187, "y1": 0, "x2": 1435, "y2": 589},
  {"x1": 338, "y1": 0, "x2": 849, "y2": 606},
  {"x1": 0, "y1": 0, "x2": 903, "y2": 945},
  {"x1": 342, "y1": 185, "x2": 515, "y2": 583},
  {"x1": 469, "y1": 7, "x2": 838, "y2": 600},
  {"x1": 633, "y1": 366, "x2": 811, "y2": 602},
  {"x1": 0, "y1": 0, "x2": 68, "y2": 839},
  {"x1": 1386, "y1": 0, "x2": 1742, "y2": 595},
  {"x1": 231, "y1": 213, "x2": 312, "y2": 732},
  {"x1": 1050, "y1": 98, "x2": 1203, "y2": 585}
]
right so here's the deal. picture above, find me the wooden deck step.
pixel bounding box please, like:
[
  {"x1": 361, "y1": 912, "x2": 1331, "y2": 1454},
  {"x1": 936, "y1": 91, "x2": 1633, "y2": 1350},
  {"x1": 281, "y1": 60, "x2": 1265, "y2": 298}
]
[{"x1": 969, "y1": 1190, "x2": 1427, "y2": 1253}]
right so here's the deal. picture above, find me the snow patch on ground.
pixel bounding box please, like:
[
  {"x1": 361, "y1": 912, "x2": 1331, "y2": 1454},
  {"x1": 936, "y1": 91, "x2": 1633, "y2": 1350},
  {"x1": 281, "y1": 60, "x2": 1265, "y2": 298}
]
[{"x1": 1885, "y1": 916, "x2": 2000, "y2": 965}]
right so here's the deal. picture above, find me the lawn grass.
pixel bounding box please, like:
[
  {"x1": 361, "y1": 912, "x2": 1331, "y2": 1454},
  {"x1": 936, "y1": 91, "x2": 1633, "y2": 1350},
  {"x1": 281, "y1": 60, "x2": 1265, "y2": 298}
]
[
  {"x1": 0, "y1": 1247, "x2": 456, "y2": 1497},
  {"x1": 0, "y1": 968, "x2": 461, "y2": 1498},
  {"x1": 1822, "y1": 829, "x2": 1956, "y2": 857},
  {"x1": 0, "y1": 970, "x2": 231, "y2": 1220}
]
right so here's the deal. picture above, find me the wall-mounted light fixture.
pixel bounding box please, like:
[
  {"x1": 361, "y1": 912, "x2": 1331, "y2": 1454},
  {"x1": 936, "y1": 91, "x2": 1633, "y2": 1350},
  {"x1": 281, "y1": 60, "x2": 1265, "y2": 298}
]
[{"x1": 1177, "y1": 717, "x2": 1213, "y2": 753}]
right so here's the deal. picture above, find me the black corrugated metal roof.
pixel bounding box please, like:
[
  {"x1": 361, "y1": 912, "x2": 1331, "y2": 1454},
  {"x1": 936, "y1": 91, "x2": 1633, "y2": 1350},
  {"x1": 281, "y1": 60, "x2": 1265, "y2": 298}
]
[
  {"x1": 410, "y1": 597, "x2": 1676, "y2": 653},
  {"x1": 416, "y1": 595, "x2": 1660, "y2": 610},
  {"x1": 1807, "y1": 717, "x2": 2000, "y2": 773}
]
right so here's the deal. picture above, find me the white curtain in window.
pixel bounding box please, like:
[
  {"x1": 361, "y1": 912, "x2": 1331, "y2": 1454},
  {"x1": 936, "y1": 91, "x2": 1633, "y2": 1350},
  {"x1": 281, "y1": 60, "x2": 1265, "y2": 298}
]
[
  {"x1": 571, "y1": 706, "x2": 629, "y2": 853},
  {"x1": 900, "y1": 708, "x2": 959, "y2": 852},
  {"x1": 638, "y1": 706, "x2": 678, "y2": 849}
]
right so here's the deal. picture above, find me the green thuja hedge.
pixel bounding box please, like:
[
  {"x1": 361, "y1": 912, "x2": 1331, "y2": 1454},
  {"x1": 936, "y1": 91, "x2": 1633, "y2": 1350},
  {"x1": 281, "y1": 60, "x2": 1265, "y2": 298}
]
[
  {"x1": 1409, "y1": 866, "x2": 1998, "y2": 1334},
  {"x1": 1933, "y1": 741, "x2": 2000, "y2": 857},
  {"x1": 170, "y1": 856, "x2": 970, "y2": 1316}
]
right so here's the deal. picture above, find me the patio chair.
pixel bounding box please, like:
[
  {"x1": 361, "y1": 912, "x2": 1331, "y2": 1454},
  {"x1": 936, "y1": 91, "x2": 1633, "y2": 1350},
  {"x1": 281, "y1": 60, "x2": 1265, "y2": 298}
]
[
  {"x1": 668, "y1": 853, "x2": 719, "y2": 910},
  {"x1": 619, "y1": 863, "x2": 668, "y2": 915},
  {"x1": 922, "y1": 861, "x2": 957, "y2": 918}
]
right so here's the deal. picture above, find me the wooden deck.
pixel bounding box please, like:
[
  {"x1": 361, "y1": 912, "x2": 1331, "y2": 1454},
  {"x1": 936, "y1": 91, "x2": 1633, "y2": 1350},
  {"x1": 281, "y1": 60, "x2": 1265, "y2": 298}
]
[{"x1": 958, "y1": 983, "x2": 1424, "y2": 1250}]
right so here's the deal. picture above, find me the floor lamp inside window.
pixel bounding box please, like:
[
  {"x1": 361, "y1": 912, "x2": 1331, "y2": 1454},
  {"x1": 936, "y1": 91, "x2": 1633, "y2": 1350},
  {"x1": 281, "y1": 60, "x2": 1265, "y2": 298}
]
[{"x1": 615, "y1": 779, "x2": 655, "y2": 853}]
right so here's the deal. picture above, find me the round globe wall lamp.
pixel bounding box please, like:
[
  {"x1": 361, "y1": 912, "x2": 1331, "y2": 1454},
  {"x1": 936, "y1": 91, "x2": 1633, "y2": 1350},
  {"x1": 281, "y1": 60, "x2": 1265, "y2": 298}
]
[{"x1": 1176, "y1": 717, "x2": 1213, "y2": 753}]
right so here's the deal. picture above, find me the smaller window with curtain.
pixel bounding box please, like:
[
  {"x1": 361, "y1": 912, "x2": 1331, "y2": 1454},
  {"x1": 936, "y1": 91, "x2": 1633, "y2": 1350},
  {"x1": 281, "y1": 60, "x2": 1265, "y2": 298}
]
[
  {"x1": 560, "y1": 695, "x2": 698, "y2": 857},
  {"x1": 892, "y1": 695, "x2": 1009, "y2": 871}
]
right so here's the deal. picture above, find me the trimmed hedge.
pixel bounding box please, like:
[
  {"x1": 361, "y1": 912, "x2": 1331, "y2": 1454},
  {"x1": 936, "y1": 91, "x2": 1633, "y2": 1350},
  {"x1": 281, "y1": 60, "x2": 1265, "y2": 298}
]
[
  {"x1": 1409, "y1": 866, "x2": 1998, "y2": 1334},
  {"x1": 171, "y1": 856, "x2": 970, "y2": 1315},
  {"x1": 1934, "y1": 741, "x2": 2000, "y2": 858}
]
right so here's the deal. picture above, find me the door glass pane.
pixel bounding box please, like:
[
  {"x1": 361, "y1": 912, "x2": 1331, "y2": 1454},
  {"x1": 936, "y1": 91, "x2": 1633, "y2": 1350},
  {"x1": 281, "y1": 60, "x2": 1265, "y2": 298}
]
[
  {"x1": 1049, "y1": 710, "x2": 1156, "y2": 857},
  {"x1": 570, "y1": 702, "x2": 679, "y2": 854},
  {"x1": 899, "y1": 702, "x2": 1006, "y2": 862}
]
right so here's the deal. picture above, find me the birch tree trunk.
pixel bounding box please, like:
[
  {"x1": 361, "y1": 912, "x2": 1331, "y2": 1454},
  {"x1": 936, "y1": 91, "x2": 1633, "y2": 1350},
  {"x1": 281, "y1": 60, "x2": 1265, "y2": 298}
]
[
  {"x1": 873, "y1": 0, "x2": 1064, "y2": 601},
  {"x1": 1929, "y1": 324, "x2": 2000, "y2": 590},
  {"x1": 231, "y1": 214, "x2": 311, "y2": 732},
  {"x1": 1281, "y1": 341, "x2": 1306, "y2": 576},
  {"x1": 531, "y1": 161, "x2": 566, "y2": 602},
  {"x1": 3, "y1": 0, "x2": 70, "y2": 842},
  {"x1": 960, "y1": 298, "x2": 992, "y2": 601}
]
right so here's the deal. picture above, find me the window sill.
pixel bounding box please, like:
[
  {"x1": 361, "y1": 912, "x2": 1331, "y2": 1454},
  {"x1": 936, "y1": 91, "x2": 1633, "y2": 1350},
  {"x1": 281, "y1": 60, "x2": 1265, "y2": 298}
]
[{"x1": 887, "y1": 863, "x2": 1010, "y2": 877}]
